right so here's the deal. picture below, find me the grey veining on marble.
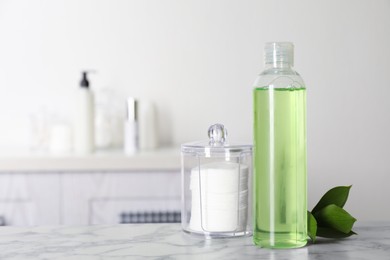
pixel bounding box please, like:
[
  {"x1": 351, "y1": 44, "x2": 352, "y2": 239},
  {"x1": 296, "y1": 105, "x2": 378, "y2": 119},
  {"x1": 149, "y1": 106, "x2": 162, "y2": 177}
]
[{"x1": 0, "y1": 222, "x2": 388, "y2": 259}]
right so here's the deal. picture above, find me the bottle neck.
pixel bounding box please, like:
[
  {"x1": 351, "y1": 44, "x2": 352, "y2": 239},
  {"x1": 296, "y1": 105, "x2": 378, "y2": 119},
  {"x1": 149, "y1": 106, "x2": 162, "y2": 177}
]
[{"x1": 264, "y1": 61, "x2": 293, "y2": 69}]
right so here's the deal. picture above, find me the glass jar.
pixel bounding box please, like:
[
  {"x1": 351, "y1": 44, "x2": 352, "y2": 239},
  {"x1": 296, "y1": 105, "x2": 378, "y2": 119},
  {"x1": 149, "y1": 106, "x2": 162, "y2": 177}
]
[{"x1": 181, "y1": 124, "x2": 252, "y2": 238}]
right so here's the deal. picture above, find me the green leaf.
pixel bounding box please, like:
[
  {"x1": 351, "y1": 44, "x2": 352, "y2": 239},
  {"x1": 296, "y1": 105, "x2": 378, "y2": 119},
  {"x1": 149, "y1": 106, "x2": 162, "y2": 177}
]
[
  {"x1": 317, "y1": 226, "x2": 357, "y2": 238},
  {"x1": 313, "y1": 204, "x2": 357, "y2": 234},
  {"x1": 307, "y1": 211, "x2": 317, "y2": 242},
  {"x1": 312, "y1": 186, "x2": 352, "y2": 213}
]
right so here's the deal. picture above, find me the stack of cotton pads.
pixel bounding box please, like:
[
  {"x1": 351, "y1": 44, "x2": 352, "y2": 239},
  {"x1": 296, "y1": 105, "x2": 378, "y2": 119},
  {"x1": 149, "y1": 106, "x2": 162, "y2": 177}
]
[{"x1": 189, "y1": 162, "x2": 249, "y2": 232}]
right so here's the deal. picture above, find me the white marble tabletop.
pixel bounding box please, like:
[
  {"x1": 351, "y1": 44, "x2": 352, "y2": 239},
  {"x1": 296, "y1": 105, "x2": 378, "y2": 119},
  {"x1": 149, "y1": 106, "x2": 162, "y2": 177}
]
[{"x1": 0, "y1": 222, "x2": 388, "y2": 259}]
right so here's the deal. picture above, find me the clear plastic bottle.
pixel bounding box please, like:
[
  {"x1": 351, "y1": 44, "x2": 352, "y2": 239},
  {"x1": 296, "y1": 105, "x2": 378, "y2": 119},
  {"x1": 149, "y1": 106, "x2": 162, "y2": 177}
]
[{"x1": 253, "y1": 42, "x2": 307, "y2": 248}]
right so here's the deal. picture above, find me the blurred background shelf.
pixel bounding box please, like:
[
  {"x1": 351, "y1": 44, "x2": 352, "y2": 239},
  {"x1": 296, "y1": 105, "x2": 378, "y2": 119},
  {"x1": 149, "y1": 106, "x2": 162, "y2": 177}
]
[
  {"x1": 0, "y1": 147, "x2": 181, "y2": 226},
  {"x1": 0, "y1": 147, "x2": 181, "y2": 172}
]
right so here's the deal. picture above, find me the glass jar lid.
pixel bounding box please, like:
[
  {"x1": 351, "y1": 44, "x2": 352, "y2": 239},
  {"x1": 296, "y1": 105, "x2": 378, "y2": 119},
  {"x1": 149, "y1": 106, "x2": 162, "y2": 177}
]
[{"x1": 181, "y1": 124, "x2": 252, "y2": 157}]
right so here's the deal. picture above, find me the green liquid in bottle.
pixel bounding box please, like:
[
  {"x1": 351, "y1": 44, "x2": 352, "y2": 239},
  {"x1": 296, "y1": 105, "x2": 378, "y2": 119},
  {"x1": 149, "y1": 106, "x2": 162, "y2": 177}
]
[{"x1": 253, "y1": 87, "x2": 307, "y2": 248}]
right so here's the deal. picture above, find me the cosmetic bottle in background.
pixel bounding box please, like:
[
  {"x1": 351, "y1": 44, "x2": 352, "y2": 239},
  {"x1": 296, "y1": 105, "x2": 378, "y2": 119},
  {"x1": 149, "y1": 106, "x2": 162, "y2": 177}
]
[
  {"x1": 253, "y1": 42, "x2": 307, "y2": 248},
  {"x1": 74, "y1": 71, "x2": 95, "y2": 154},
  {"x1": 124, "y1": 97, "x2": 138, "y2": 155},
  {"x1": 138, "y1": 100, "x2": 158, "y2": 150}
]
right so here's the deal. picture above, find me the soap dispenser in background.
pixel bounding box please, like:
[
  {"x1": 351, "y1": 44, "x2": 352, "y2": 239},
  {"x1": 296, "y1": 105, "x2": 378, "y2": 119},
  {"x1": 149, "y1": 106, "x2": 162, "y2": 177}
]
[{"x1": 74, "y1": 71, "x2": 95, "y2": 154}]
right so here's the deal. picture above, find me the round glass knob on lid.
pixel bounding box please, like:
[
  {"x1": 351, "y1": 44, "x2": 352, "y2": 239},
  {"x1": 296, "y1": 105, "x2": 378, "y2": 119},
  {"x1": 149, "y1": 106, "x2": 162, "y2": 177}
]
[
  {"x1": 181, "y1": 123, "x2": 252, "y2": 156},
  {"x1": 208, "y1": 124, "x2": 227, "y2": 145}
]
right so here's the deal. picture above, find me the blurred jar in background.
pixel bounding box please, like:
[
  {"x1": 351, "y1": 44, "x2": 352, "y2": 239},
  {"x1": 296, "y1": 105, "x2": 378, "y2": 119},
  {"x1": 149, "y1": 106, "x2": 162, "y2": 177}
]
[
  {"x1": 28, "y1": 107, "x2": 49, "y2": 152},
  {"x1": 48, "y1": 115, "x2": 72, "y2": 154},
  {"x1": 94, "y1": 88, "x2": 124, "y2": 150},
  {"x1": 29, "y1": 108, "x2": 73, "y2": 153}
]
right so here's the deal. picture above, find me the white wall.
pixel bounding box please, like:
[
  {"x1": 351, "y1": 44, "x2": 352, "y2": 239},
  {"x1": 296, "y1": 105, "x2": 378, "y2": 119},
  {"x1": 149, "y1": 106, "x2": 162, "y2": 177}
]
[{"x1": 1, "y1": 0, "x2": 390, "y2": 221}]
